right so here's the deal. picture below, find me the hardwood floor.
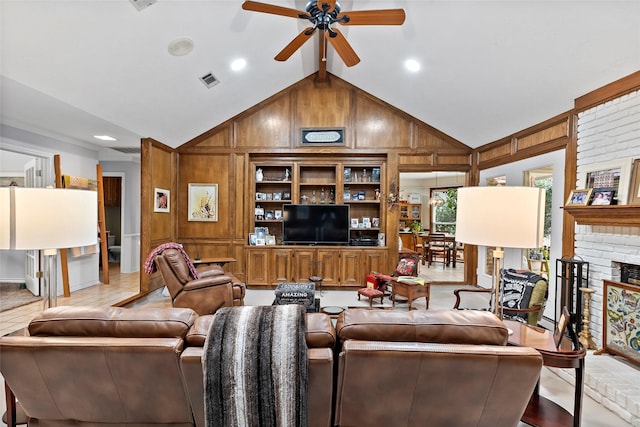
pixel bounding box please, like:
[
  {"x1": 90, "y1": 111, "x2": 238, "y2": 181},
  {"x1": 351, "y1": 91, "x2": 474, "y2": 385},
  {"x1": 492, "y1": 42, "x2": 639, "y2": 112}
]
[{"x1": 0, "y1": 263, "x2": 139, "y2": 337}]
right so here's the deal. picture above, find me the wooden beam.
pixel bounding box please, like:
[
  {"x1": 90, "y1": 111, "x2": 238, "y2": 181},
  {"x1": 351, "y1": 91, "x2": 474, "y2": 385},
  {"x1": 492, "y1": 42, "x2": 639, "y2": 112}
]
[
  {"x1": 97, "y1": 164, "x2": 109, "y2": 284},
  {"x1": 318, "y1": 33, "x2": 327, "y2": 82},
  {"x1": 53, "y1": 155, "x2": 71, "y2": 297}
]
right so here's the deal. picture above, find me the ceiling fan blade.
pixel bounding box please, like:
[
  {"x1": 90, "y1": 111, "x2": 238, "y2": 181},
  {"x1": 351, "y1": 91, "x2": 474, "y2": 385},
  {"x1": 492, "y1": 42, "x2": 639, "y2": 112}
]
[
  {"x1": 317, "y1": 0, "x2": 336, "y2": 13},
  {"x1": 275, "y1": 27, "x2": 315, "y2": 61},
  {"x1": 338, "y1": 9, "x2": 406, "y2": 25},
  {"x1": 325, "y1": 29, "x2": 360, "y2": 67},
  {"x1": 242, "y1": 1, "x2": 308, "y2": 19}
]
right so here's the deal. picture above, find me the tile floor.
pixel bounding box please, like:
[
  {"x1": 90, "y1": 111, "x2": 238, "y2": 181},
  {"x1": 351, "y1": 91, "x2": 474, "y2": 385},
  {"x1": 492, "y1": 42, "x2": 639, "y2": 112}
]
[{"x1": 1, "y1": 263, "x2": 638, "y2": 426}]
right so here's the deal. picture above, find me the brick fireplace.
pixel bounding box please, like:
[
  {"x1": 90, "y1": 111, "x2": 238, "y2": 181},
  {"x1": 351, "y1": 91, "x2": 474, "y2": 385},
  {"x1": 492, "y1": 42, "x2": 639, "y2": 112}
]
[
  {"x1": 561, "y1": 88, "x2": 640, "y2": 423},
  {"x1": 575, "y1": 89, "x2": 640, "y2": 350}
]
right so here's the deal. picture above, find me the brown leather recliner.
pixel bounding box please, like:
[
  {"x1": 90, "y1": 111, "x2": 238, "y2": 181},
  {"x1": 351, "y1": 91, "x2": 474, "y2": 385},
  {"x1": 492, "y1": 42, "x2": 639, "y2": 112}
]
[
  {"x1": 153, "y1": 248, "x2": 245, "y2": 315},
  {"x1": 333, "y1": 309, "x2": 543, "y2": 427}
]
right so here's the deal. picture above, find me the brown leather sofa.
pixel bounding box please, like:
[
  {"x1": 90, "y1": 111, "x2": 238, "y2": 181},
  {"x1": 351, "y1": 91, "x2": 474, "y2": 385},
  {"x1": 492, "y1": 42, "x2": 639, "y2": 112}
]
[
  {"x1": 153, "y1": 248, "x2": 245, "y2": 314},
  {"x1": 180, "y1": 311, "x2": 337, "y2": 427},
  {"x1": 333, "y1": 309, "x2": 543, "y2": 427},
  {"x1": 0, "y1": 306, "x2": 336, "y2": 427},
  {"x1": 1, "y1": 307, "x2": 542, "y2": 427}
]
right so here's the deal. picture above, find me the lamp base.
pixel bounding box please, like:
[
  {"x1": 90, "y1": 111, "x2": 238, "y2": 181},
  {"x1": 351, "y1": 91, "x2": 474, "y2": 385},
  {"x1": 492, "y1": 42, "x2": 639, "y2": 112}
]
[{"x1": 43, "y1": 249, "x2": 58, "y2": 310}]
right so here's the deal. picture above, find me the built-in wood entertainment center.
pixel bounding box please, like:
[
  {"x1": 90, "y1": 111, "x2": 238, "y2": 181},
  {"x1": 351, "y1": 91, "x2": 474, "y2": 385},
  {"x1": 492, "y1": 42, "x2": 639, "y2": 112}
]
[{"x1": 247, "y1": 158, "x2": 387, "y2": 286}]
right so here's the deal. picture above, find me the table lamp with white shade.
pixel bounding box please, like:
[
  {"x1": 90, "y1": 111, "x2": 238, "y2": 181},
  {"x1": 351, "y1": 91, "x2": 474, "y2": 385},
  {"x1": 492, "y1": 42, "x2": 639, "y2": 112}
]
[
  {"x1": 455, "y1": 186, "x2": 546, "y2": 318},
  {"x1": 0, "y1": 187, "x2": 98, "y2": 308}
]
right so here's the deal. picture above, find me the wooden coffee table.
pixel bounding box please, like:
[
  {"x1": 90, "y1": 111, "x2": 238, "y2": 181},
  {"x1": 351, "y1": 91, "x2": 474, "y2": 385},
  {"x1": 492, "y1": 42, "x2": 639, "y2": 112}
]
[
  {"x1": 391, "y1": 279, "x2": 430, "y2": 310},
  {"x1": 504, "y1": 319, "x2": 586, "y2": 427}
]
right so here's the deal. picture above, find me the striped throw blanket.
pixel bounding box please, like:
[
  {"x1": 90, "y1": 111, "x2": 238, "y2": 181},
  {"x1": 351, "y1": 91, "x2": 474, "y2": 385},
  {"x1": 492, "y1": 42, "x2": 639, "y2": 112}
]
[{"x1": 203, "y1": 305, "x2": 308, "y2": 427}]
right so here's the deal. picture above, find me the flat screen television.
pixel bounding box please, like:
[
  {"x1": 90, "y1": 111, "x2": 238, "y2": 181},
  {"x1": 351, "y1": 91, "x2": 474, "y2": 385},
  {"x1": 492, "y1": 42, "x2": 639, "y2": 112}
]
[{"x1": 282, "y1": 204, "x2": 350, "y2": 245}]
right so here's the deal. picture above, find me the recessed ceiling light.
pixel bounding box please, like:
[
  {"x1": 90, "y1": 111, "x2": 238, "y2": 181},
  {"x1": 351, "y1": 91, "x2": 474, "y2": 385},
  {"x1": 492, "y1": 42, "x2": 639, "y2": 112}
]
[
  {"x1": 168, "y1": 37, "x2": 194, "y2": 56},
  {"x1": 404, "y1": 59, "x2": 421, "y2": 72},
  {"x1": 93, "y1": 135, "x2": 117, "y2": 141},
  {"x1": 231, "y1": 58, "x2": 247, "y2": 71}
]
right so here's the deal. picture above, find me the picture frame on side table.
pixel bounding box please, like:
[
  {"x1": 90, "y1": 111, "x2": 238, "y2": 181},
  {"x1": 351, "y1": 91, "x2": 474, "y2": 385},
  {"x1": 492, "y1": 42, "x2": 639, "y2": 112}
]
[
  {"x1": 153, "y1": 188, "x2": 170, "y2": 213},
  {"x1": 249, "y1": 233, "x2": 257, "y2": 245},
  {"x1": 579, "y1": 158, "x2": 633, "y2": 205},
  {"x1": 266, "y1": 235, "x2": 276, "y2": 245},
  {"x1": 629, "y1": 158, "x2": 640, "y2": 205},
  {"x1": 566, "y1": 188, "x2": 592, "y2": 206},
  {"x1": 188, "y1": 183, "x2": 218, "y2": 221}
]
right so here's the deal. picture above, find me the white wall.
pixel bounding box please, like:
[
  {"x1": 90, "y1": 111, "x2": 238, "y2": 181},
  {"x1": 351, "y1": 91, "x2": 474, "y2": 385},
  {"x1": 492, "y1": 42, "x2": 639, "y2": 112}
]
[
  {"x1": 479, "y1": 149, "x2": 566, "y2": 323},
  {"x1": 1, "y1": 125, "x2": 101, "y2": 293}
]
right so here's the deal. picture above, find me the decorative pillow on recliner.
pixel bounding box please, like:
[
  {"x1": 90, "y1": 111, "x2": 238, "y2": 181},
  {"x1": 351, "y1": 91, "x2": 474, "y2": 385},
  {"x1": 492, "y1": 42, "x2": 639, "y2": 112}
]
[
  {"x1": 500, "y1": 269, "x2": 546, "y2": 324},
  {"x1": 394, "y1": 257, "x2": 418, "y2": 276}
]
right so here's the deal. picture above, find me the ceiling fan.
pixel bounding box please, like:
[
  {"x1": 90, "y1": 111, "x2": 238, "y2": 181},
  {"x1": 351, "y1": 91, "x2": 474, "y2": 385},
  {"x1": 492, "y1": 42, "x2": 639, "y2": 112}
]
[{"x1": 242, "y1": 1, "x2": 406, "y2": 67}]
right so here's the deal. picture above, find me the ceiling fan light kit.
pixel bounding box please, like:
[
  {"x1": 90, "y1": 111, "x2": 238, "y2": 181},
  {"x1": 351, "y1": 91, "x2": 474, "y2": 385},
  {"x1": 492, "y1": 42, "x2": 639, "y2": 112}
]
[{"x1": 242, "y1": 1, "x2": 405, "y2": 67}]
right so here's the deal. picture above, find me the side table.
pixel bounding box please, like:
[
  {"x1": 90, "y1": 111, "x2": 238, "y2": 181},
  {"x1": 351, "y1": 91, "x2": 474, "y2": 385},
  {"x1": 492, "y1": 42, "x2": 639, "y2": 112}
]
[
  {"x1": 192, "y1": 257, "x2": 236, "y2": 267},
  {"x1": 390, "y1": 279, "x2": 430, "y2": 310},
  {"x1": 504, "y1": 319, "x2": 586, "y2": 427}
]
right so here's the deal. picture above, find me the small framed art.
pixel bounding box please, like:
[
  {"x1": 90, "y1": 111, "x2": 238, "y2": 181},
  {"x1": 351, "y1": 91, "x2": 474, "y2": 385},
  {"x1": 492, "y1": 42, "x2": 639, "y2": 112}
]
[
  {"x1": 566, "y1": 189, "x2": 592, "y2": 206},
  {"x1": 154, "y1": 188, "x2": 170, "y2": 213},
  {"x1": 188, "y1": 183, "x2": 218, "y2": 221}
]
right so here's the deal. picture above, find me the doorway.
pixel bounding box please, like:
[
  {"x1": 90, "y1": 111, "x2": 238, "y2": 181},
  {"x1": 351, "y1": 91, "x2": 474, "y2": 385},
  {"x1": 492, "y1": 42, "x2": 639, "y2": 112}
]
[
  {"x1": 102, "y1": 174, "x2": 124, "y2": 266},
  {"x1": 399, "y1": 172, "x2": 466, "y2": 284}
]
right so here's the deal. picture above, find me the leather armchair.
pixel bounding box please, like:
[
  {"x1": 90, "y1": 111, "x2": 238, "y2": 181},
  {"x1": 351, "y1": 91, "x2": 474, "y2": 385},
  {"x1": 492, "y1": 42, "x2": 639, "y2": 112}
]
[{"x1": 154, "y1": 248, "x2": 243, "y2": 315}]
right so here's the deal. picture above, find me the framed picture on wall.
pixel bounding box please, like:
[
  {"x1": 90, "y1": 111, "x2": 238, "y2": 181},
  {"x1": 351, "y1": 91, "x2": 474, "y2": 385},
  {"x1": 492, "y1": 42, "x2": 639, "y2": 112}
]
[
  {"x1": 154, "y1": 188, "x2": 170, "y2": 213},
  {"x1": 188, "y1": 183, "x2": 218, "y2": 221}
]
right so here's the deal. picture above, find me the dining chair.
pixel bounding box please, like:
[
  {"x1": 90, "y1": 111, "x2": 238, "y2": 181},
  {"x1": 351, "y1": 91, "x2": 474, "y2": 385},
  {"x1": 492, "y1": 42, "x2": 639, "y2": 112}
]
[{"x1": 426, "y1": 233, "x2": 451, "y2": 268}]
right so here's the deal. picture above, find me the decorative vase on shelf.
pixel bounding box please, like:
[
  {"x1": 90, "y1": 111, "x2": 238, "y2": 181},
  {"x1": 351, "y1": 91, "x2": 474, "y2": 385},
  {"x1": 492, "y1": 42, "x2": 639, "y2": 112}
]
[{"x1": 256, "y1": 168, "x2": 263, "y2": 182}]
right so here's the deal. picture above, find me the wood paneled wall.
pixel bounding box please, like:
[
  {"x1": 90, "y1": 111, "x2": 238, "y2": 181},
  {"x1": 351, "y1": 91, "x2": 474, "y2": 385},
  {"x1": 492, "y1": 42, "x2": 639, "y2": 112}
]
[
  {"x1": 142, "y1": 72, "x2": 473, "y2": 281},
  {"x1": 140, "y1": 138, "x2": 176, "y2": 293}
]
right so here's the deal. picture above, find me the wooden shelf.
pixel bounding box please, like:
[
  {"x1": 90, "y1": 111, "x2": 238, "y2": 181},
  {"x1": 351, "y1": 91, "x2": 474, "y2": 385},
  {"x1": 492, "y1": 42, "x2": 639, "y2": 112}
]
[{"x1": 563, "y1": 205, "x2": 640, "y2": 226}]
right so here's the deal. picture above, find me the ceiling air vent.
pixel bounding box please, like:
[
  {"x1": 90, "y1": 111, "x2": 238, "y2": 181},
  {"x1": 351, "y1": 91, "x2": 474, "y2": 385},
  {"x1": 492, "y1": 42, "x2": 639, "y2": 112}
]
[
  {"x1": 110, "y1": 147, "x2": 141, "y2": 154},
  {"x1": 200, "y1": 72, "x2": 220, "y2": 89},
  {"x1": 130, "y1": 0, "x2": 156, "y2": 11}
]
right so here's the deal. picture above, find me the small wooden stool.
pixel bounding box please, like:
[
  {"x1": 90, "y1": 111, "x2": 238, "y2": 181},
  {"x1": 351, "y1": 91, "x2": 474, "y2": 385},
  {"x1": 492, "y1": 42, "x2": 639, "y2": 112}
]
[{"x1": 357, "y1": 287, "x2": 385, "y2": 307}]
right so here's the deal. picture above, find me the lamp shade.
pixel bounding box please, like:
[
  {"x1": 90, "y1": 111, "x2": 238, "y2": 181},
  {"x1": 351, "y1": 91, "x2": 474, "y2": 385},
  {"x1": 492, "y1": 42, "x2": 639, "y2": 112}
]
[
  {"x1": 455, "y1": 186, "x2": 545, "y2": 249},
  {"x1": 0, "y1": 187, "x2": 98, "y2": 250}
]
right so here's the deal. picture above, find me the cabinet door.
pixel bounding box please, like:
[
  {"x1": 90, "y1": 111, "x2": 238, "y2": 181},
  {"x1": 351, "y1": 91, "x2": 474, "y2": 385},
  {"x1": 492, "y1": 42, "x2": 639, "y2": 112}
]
[
  {"x1": 246, "y1": 249, "x2": 270, "y2": 286},
  {"x1": 340, "y1": 250, "x2": 362, "y2": 286},
  {"x1": 292, "y1": 250, "x2": 316, "y2": 282},
  {"x1": 317, "y1": 250, "x2": 340, "y2": 286},
  {"x1": 271, "y1": 249, "x2": 292, "y2": 283},
  {"x1": 363, "y1": 250, "x2": 387, "y2": 276}
]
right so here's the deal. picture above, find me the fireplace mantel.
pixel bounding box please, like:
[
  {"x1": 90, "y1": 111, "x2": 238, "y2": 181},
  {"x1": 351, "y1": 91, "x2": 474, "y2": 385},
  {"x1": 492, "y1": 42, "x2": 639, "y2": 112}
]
[{"x1": 564, "y1": 205, "x2": 640, "y2": 227}]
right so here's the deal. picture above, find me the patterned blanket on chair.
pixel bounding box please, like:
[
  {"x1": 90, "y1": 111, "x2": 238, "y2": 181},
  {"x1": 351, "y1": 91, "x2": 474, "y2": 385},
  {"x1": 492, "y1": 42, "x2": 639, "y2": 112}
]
[{"x1": 203, "y1": 305, "x2": 308, "y2": 427}]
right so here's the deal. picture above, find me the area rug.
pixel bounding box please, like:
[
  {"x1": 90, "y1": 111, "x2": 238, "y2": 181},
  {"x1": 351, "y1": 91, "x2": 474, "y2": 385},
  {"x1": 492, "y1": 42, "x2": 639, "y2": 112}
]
[
  {"x1": 203, "y1": 304, "x2": 307, "y2": 427},
  {"x1": 0, "y1": 282, "x2": 41, "y2": 312}
]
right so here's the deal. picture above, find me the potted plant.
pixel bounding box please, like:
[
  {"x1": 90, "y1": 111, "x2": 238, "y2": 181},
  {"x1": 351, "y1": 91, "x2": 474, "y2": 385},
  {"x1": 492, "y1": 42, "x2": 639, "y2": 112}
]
[{"x1": 409, "y1": 221, "x2": 422, "y2": 234}]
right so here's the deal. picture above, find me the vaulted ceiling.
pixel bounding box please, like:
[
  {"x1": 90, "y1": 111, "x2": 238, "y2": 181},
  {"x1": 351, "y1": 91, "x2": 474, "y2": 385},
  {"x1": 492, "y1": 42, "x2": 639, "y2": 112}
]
[{"x1": 1, "y1": 1, "x2": 639, "y2": 159}]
